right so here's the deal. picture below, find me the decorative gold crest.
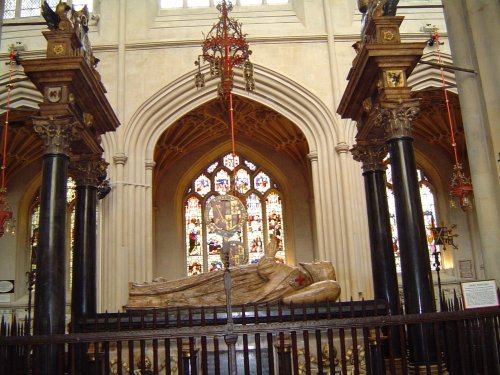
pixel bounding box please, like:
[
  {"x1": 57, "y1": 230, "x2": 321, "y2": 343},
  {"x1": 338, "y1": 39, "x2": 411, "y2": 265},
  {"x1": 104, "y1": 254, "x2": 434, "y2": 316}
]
[
  {"x1": 385, "y1": 70, "x2": 405, "y2": 87},
  {"x1": 52, "y1": 43, "x2": 65, "y2": 55},
  {"x1": 383, "y1": 30, "x2": 395, "y2": 41},
  {"x1": 47, "y1": 86, "x2": 62, "y2": 103}
]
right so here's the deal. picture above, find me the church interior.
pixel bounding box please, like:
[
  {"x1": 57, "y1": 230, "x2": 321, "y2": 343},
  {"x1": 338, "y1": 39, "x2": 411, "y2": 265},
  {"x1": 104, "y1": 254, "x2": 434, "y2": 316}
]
[{"x1": 0, "y1": 0, "x2": 499, "y2": 374}]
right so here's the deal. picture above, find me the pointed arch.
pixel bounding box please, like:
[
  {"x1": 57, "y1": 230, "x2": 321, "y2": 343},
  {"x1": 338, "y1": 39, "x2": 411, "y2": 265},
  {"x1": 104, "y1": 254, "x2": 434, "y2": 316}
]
[{"x1": 124, "y1": 64, "x2": 341, "y2": 173}]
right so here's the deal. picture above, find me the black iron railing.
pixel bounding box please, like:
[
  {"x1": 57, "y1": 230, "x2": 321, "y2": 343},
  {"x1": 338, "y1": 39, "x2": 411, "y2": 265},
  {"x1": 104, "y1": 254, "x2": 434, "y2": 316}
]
[{"x1": 1, "y1": 298, "x2": 499, "y2": 375}]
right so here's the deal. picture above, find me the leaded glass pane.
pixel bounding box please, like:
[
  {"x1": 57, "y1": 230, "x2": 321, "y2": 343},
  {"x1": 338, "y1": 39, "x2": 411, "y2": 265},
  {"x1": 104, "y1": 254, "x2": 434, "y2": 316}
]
[
  {"x1": 206, "y1": 195, "x2": 223, "y2": 272},
  {"x1": 247, "y1": 193, "x2": 264, "y2": 264},
  {"x1": 67, "y1": 177, "x2": 76, "y2": 203},
  {"x1": 20, "y1": 0, "x2": 42, "y2": 17},
  {"x1": 235, "y1": 168, "x2": 250, "y2": 194},
  {"x1": 387, "y1": 165, "x2": 437, "y2": 273},
  {"x1": 185, "y1": 197, "x2": 203, "y2": 275},
  {"x1": 244, "y1": 160, "x2": 256, "y2": 171},
  {"x1": 184, "y1": 153, "x2": 285, "y2": 275},
  {"x1": 72, "y1": 0, "x2": 93, "y2": 12},
  {"x1": 161, "y1": 0, "x2": 183, "y2": 8},
  {"x1": 254, "y1": 171, "x2": 270, "y2": 194},
  {"x1": 223, "y1": 153, "x2": 239, "y2": 171},
  {"x1": 187, "y1": 0, "x2": 210, "y2": 7},
  {"x1": 266, "y1": 192, "x2": 285, "y2": 262},
  {"x1": 3, "y1": 0, "x2": 16, "y2": 19},
  {"x1": 240, "y1": 0, "x2": 262, "y2": 5},
  {"x1": 207, "y1": 161, "x2": 218, "y2": 173},
  {"x1": 69, "y1": 205, "x2": 75, "y2": 290},
  {"x1": 194, "y1": 174, "x2": 211, "y2": 197},
  {"x1": 214, "y1": 169, "x2": 231, "y2": 195},
  {"x1": 29, "y1": 203, "x2": 40, "y2": 276}
]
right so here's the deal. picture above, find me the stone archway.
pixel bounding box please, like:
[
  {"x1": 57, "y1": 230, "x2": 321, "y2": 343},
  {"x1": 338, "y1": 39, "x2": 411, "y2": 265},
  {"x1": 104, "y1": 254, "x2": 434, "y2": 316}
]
[{"x1": 99, "y1": 65, "x2": 369, "y2": 310}]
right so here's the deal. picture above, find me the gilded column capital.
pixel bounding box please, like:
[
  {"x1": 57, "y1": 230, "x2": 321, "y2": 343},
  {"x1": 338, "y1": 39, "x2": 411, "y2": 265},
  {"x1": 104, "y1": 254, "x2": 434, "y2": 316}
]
[
  {"x1": 113, "y1": 153, "x2": 128, "y2": 166},
  {"x1": 351, "y1": 141, "x2": 388, "y2": 173},
  {"x1": 70, "y1": 158, "x2": 109, "y2": 187},
  {"x1": 32, "y1": 115, "x2": 80, "y2": 155},
  {"x1": 376, "y1": 104, "x2": 420, "y2": 140}
]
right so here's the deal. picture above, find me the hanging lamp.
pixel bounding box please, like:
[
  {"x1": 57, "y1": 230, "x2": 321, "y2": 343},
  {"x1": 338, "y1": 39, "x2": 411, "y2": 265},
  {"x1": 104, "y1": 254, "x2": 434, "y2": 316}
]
[
  {"x1": 194, "y1": 0, "x2": 255, "y2": 166},
  {"x1": 0, "y1": 47, "x2": 16, "y2": 236},
  {"x1": 432, "y1": 29, "x2": 473, "y2": 211}
]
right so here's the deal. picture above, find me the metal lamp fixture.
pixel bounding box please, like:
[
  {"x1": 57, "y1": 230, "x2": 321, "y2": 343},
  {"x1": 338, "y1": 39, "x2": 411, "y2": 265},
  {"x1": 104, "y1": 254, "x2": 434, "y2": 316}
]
[
  {"x1": 194, "y1": 0, "x2": 255, "y2": 98},
  {"x1": 431, "y1": 29, "x2": 473, "y2": 211}
]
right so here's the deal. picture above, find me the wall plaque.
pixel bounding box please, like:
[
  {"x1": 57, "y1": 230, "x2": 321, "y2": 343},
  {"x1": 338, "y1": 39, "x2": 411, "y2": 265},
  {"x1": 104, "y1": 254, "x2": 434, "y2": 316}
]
[
  {"x1": 461, "y1": 280, "x2": 499, "y2": 309},
  {"x1": 0, "y1": 280, "x2": 14, "y2": 293}
]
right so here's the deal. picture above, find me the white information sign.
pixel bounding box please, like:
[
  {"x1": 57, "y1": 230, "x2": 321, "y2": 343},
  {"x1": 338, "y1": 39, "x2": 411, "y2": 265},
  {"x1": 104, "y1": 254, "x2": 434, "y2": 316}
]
[{"x1": 461, "y1": 280, "x2": 499, "y2": 309}]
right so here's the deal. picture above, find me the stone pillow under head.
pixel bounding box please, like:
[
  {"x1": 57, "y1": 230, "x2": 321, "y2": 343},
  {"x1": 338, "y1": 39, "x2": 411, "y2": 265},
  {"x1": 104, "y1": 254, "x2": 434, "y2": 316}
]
[{"x1": 299, "y1": 261, "x2": 336, "y2": 283}]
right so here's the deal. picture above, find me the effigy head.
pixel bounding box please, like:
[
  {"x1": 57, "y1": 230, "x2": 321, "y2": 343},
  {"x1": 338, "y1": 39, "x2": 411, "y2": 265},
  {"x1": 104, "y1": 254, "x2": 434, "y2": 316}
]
[{"x1": 299, "y1": 261, "x2": 336, "y2": 282}]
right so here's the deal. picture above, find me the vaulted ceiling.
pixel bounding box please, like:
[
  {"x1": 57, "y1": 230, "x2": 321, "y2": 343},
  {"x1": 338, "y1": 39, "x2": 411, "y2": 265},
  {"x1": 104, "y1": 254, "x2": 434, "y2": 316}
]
[{"x1": 153, "y1": 95, "x2": 310, "y2": 174}]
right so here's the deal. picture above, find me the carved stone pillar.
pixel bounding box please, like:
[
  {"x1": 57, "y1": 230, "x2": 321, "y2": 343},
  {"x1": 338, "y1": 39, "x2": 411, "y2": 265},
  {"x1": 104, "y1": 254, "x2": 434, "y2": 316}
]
[
  {"x1": 378, "y1": 103, "x2": 437, "y2": 367},
  {"x1": 351, "y1": 140, "x2": 402, "y2": 360},
  {"x1": 70, "y1": 157, "x2": 108, "y2": 324},
  {"x1": 32, "y1": 115, "x2": 78, "y2": 375}
]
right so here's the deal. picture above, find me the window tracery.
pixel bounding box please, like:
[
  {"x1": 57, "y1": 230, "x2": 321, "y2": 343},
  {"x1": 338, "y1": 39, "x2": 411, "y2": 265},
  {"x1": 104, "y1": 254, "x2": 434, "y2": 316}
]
[
  {"x1": 386, "y1": 164, "x2": 438, "y2": 273},
  {"x1": 184, "y1": 152, "x2": 285, "y2": 275},
  {"x1": 28, "y1": 177, "x2": 77, "y2": 290},
  {"x1": 3, "y1": 0, "x2": 93, "y2": 19}
]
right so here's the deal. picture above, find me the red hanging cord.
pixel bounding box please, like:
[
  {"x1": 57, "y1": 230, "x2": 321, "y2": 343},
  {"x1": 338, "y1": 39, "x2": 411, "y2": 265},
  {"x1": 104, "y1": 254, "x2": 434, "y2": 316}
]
[
  {"x1": 434, "y1": 31, "x2": 461, "y2": 168},
  {"x1": 432, "y1": 29, "x2": 473, "y2": 210}
]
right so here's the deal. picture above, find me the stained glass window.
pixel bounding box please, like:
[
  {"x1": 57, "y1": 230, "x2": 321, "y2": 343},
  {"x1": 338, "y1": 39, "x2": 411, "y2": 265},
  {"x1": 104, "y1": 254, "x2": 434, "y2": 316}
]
[
  {"x1": 223, "y1": 154, "x2": 239, "y2": 171},
  {"x1": 3, "y1": 0, "x2": 92, "y2": 19},
  {"x1": 266, "y1": 192, "x2": 285, "y2": 262},
  {"x1": 183, "y1": 152, "x2": 285, "y2": 275},
  {"x1": 28, "y1": 177, "x2": 77, "y2": 292},
  {"x1": 3, "y1": 0, "x2": 16, "y2": 19},
  {"x1": 194, "y1": 174, "x2": 211, "y2": 197},
  {"x1": 254, "y1": 171, "x2": 271, "y2": 194},
  {"x1": 235, "y1": 168, "x2": 250, "y2": 194},
  {"x1": 386, "y1": 164, "x2": 438, "y2": 273},
  {"x1": 185, "y1": 196, "x2": 203, "y2": 275},
  {"x1": 214, "y1": 169, "x2": 231, "y2": 195}
]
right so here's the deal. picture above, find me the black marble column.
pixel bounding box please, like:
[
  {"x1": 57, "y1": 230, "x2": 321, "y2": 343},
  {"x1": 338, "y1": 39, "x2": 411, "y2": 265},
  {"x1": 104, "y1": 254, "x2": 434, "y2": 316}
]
[
  {"x1": 379, "y1": 104, "x2": 437, "y2": 367},
  {"x1": 70, "y1": 158, "x2": 107, "y2": 374},
  {"x1": 32, "y1": 116, "x2": 76, "y2": 375},
  {"x1": 351, "y1": 142, "x2": 402, "y2": 360},
  {"x1": 70, "y1": 159, "x2": 107, "y2": 323}
]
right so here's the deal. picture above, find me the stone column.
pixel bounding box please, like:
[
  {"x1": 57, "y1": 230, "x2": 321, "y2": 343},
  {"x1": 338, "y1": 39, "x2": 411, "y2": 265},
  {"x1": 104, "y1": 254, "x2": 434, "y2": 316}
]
[
  {"x1": 32, "y1": 115, "x2": 78, "y2": 375},
  {"x1": 442, "y1": 0, "x2": 500, "y2": 284},
  {"x1": 351, "y1": 140, "x2": 402, "y2": 363},
  {"x1": 379, "y1": 103, "x2": 437, "y2": 369},
  {"x1": 306, "y1": 151, "x2": 325, "y2": 261},
  {"x1": 70, "y1": 158, "x2": 108, "y2": 323}
]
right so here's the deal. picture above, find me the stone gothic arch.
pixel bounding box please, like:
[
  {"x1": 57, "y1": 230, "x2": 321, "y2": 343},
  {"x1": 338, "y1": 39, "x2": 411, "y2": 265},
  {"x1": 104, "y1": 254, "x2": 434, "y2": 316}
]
[{"x1": 99, "y1": 65, "x2": 372, "y2": 311}]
